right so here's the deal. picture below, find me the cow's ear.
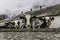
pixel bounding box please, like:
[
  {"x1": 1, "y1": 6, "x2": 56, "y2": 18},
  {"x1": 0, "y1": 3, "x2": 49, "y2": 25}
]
[
  {"x1": 39, "y1": 17, "x2": 42, "y2": 20},
  {"x1": 52, "y1": 17, "x2": 54, "y2": 20},
  {"x1": 50, "y1": 17, "x2": 54, "y2": 21}
]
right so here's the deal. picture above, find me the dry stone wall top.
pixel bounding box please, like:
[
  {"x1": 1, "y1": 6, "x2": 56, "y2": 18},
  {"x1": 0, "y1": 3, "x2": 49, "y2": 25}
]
[{"x1": 0, "y1": 32, "x2": 60, "y2": 40}]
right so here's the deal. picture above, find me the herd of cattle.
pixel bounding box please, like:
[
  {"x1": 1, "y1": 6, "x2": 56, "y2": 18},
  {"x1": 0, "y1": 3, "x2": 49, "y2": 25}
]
[{"x1": 0, "y1": 15, "x2": 54, "y2": 29}]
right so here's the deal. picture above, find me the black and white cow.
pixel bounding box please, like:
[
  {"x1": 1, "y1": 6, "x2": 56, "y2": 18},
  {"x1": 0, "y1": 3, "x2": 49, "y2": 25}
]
[{"x1": 39, "y1": 16, "x2": 54, "y2": 28}]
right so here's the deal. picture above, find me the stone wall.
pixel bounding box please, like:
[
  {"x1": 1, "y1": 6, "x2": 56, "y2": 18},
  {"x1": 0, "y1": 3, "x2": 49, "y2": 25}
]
[{"x1": 0, "y1": 32, "x2": 60, "y2": 40}]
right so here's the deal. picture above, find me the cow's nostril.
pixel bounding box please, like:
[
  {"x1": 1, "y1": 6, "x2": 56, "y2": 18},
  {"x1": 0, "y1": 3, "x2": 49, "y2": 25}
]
[{"x1": 28, "y1": 25, "x2": 30, "y2": 27}]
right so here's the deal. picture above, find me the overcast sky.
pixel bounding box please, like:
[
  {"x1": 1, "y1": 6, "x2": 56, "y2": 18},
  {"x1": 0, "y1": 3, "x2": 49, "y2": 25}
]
[{"x1": 0, "y1": 0, "x2": 60, "y2": 15}]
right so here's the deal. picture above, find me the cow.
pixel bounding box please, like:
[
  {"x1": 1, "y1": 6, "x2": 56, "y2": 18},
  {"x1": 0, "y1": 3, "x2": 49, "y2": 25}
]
[{"x1": 39, "y1": 16, "x2": 54, "y2": 28}]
